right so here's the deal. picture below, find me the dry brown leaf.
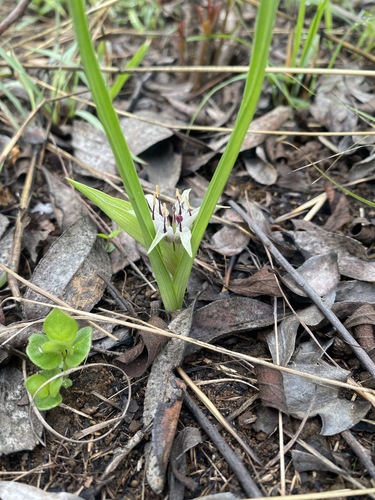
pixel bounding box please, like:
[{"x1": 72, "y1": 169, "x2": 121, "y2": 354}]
[
  {"x1": 115, "y1": 316, "x2": 169, "y2": 377},
  {"x1": 255, "y1": 365, "x2": 288, "y2": 414},
  {"x1": 185, "y1": 297, "x2": 275, "y2": 356},
  {"x1": 228, "y1": 266, "x2": 282, "y2": 297}
]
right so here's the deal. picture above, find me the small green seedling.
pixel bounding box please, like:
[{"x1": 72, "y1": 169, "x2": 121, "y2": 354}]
[{"x1": 25, "y1": 308, "x2": 92, "y2": 410}]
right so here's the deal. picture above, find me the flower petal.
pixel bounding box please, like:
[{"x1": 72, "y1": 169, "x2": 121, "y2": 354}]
[
  {"x1": 179, "y1": 228, "x2": 193, "y2": 257},
  {"x1": 148, "y1": 228, "x2": 168, "y2": 254}
]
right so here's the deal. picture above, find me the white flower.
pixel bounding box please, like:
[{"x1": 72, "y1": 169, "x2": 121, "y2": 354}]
[{"x1": 145, "y1": 186, "x2": 199, "y2": 257}]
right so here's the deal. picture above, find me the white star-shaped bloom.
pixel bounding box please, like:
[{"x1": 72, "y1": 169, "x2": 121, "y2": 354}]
[{"x1": 145, "y1": 187, "x2": 199, "y2": 257}]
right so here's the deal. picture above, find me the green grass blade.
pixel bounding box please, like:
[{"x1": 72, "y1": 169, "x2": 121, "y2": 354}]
[
  {"x1": 109, "y1": 40, "x2": 150, "y2": 101},
  {"x1": 313, "y1": 167, "x2": 375, "y2": 208},
  {"x1": 290, "y1": 0, "x2": 306, "y2": 68},
  {"x1": 173, "y1": 0, "x2": 279, "y2": 306},
  {"x1": 68, "y1": 0, "x2": 178, "y2": 310}
]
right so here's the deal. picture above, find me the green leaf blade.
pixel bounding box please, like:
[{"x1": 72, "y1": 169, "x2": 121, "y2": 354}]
[{"x1": 66, "y1": 326, "x2": 92, "y2": 367}]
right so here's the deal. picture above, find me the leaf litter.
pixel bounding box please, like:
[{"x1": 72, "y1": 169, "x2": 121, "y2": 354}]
[{"x1": 0, "y1": 1, "x2": 375, "y2": 499}]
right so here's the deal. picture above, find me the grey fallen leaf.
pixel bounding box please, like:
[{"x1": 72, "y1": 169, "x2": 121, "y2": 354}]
[
  {"x1": 240, "y1": 106, "x2": 290, "y2": 152},
  {"x1": 349, "y1": 148, "x2": 375, "y2": 181},
  {"x1": 72, "y1": 110, "x2": 174, "y2": 177},
  {"x1": 291, "y1": 449, "x2": 339, "y2": 474},
  {"x1": 41, "y1": 168, "x2": 86, "y2": 231},
  {"x1": 185, "y1": 297, "x2": 275, "y2": 356},
  {"x1": 110, "y1": 226, "x2": 141, "y2": 274},
  {"x1": 335, "y1": 281, "x2": 375, "y2": 304},
  {"x1": 0, "y1": 229, "x2": 13, "y2": 286},
  {"x1": 242, "y1": 145, "x2": 278, "y2": 186},
  {"x1": 318, "y1": 398, "x2": 370, "y2": 436},
  {"x1": 0, "y1": 213, "x2": 9, "y2": 239},
  {"x1": 0, "y1": 482, "x2": 81, "y2": 500},
  {"x1": 289, "y1": 229, "x2": 375, "y2": 281},
  {"x1": 23, "y1": 229, "x2": 50, "y2": 263},
  {"x1": 290, "y1": 229, "x2": 368, "y2": 260},
  {"x1": 121, "y1": 110, "x2": 175, "y2": 155},
  {"x1": 281, "y1": 340, "x2": 370, "y2": 435},
  {"x1": 338, "y1": 256, "x2": 375, "y2": 282},
  {"x1": 207, "y1": 209, "x2": 250, "y2": 256},
  {"x1": 0, "y1": 366, "x2": 43, "y2": 456},
  {"x1": 141, "y1": 141, "x2": 181, "y2": 196},
  {"x1": 267, "y1": 302, "x2": 337, "y2": 368},
  {"x1": 310, "y1": 73, "x2": 360, "y2": 132},
  {"x1": 282, "y1": 252, "x2": 340, "y2": 297},
  {"x1": 333, "y1": 281, "x2": 375, "y2": 320},
  {"x1": 23, "y1": 216, "x2": 111, "y2": 319},
  {"x1": 191, "y1": 494, "x2": 241, "y2": 500},
  {"x1": 267, "y1": 314, "x2": 299, "y2": 367}
]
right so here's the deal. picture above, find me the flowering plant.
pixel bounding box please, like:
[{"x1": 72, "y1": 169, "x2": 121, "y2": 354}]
[{"x1": 68, "y1": 0, "x2": 278, "y2": 311}]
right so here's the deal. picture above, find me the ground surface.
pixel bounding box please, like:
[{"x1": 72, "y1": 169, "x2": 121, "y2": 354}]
[{"x1": 0, "y1": 1, "x2": 375, "y2": 499}]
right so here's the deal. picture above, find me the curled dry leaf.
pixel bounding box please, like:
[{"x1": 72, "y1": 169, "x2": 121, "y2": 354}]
[
  {"x1": 115, "y1": 315, "x2": 169, "y2": 377},
  {"x1": 255, "y1": 365, "x2": 288, "y2": 414},
  {"x1": 146, "y1": 377, "x2": 186, "y2": 494},
  {"x1": 349, "y1": 217, "x2": 375, "y2": 246},
  {"x1": 168, "y1": 427, "x2": 202, "y2": 499},
  {"x1": 345, "y1": 304, "x2": 375, "y2": 356},
  {"x1": 228, "y1": 266, "x2": 282, "y2": 297},
  {"x1": 144, "y1": 307, "x2": 194, "y2": 494}
]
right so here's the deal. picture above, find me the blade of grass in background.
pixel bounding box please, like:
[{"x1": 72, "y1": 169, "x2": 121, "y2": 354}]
[{"x1": 109, "y1": 40, "x2": 150, "y2": 101}]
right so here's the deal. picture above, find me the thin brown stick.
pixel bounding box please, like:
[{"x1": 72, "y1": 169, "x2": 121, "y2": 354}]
[
  {"x1": 8, "y1": 149, "x2": 38, "y2": 298},
  {"x1": 0, "y1": 0, "x2": 32, "y2": 36},
  {"x1": 229, "y1": 200, "x2": 375, "y2": 379}
]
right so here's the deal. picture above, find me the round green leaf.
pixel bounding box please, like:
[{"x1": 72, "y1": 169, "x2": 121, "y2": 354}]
[
  {"x1": 62, "y1": 377, "x2": 73, "y2": 389},
  {"x1": 39, "y1": 369, "x2": 63, "y2": 398},
  {"x1": 25, "y1": 373, "x2": 50, "y2": 399},
  {"x1": 26, "y1": 333, "x2": 63, "y2": 369},
  {"x1": 34, "y1": 392, "x2": 63, "y2": 411},
  {"x1": 65, "y1": 326, "x2": 92, "y2": 367},
  {"x1": 44, "y1": 308, "x2": 78, "y2": 343}
]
